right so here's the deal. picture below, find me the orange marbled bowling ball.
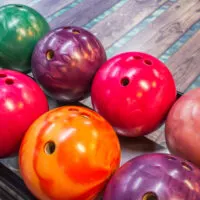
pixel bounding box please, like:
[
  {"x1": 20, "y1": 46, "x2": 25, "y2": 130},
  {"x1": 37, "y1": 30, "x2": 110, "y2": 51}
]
[{"x1": 19, "y1": 106, "x2": 121, "y2": 200}]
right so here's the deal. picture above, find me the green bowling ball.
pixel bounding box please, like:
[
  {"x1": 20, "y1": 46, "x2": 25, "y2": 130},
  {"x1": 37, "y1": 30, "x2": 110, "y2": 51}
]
[{"x1": 0, "y1": 4, "x2": 50, "y2": 73}]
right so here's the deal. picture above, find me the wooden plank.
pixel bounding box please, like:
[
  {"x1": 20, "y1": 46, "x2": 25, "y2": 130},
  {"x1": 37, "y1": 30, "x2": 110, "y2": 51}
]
[
  {"x1": 0, "y1": 0, "x2": 33, "y2": 6},
  {"x1": 119, "y1": 136, "x2": 167, "y2": 164},
  {"x1": 147, "y1": 30, "x2": 200, "y2": 146},
  {"x1": 31, "y1": 0, "x2": 74, "y2": 17},
  {"x1": 90, "y1": 0, "x2": 168, "y2": 49},
  {"x1": 49, "y1": 0, "x2": 120, "y2": 28},
  {"x1": 112, "y1": 0, "x2": 200, "y2": 56},
  {"x1": 146, "y1": 125, "x2": 167, "y2": 147},
  {"x1": 167, "y1": 31, "x2": 200, "y2": 92},
  {"x1": 186, "y1": 75, "x2": 200, "y2": 91}
]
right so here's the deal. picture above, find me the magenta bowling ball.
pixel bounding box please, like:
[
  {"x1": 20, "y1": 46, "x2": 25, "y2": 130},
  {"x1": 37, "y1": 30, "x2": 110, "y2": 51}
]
[
  {"x1": 32, "y1": 26, "x2": 106, "y2": 102},
  {"x1": 91, "y1": 52, "x2": 176, "y2": 137},
  {"x1": 103, "y1": 153, "x2": 200, "y2": 200},
  {"x1": 0, "y1": 69, "x2": 48, "y2": 158}
]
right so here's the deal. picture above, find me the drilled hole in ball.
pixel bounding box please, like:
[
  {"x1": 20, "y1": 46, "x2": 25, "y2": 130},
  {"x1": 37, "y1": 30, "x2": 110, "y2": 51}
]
[
  {"x1": 134, "y1": 55, "x2": 142, "y2": 60},
  {"x1": 44, "y1": 141, "x2": 56, "y2": 155},
  {"x1": 121, "y1": 77, "x2": 130, "y2": 86},
  {"x1": 182, "y1": 162, "x2": 192, "y2": 171},
  {"x1": 68, "y1": 108, "x2": 79, "y2": 112},
  {"x1": 81, "y1": 113, "x2": 90, "y2": 119},
  {"x1": 0, "y1": 74, "x2": 7, "y2": 78},
  {"x1": 143, "y1": 192, "x2": 158, "y2": 200},
  {"x1": 167, "y1": 156, "x2": 176, "y2": 161},
  {"x1": 144, "y1": 60, "x2": 153, "y2": 66},
  {"x1": 72, "y1": 29, "x2": 80, "y2": 34},
  {"x1": 5, "y1": 79, "x2": 14, "y2": 85},
  {"x1": 46, "y1": 50, "x2": 54, "y2": 60}
]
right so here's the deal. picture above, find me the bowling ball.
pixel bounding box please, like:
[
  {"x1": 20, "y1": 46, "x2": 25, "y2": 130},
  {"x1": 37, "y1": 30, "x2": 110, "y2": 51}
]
[
  {"x1": 0, "y1": 69, "x2": 48, "y2": 158},
  {"x1": 104, "y1": 153, "x2": 200, "y2": 200},
  {"x1": 19, "y1": 106, "x2": 120, "y2": 200},
  {"x1": 91, "y1": 52, "x2": 176, "y2": 137},
  {"x1": 32, "y1": 26, "x2": 106, "y2": 102},
  {"x1": 165, "y1": 88, "x2": 200, "y2": 167},
  {"x1": 0, "y1": 4, "x2": 50, "y2": 73}
]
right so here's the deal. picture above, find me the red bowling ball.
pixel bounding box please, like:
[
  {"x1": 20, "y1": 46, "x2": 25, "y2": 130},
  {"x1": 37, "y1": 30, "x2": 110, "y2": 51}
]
[
  {"x1": 91, "y1": 52, "x2": 176, "y2": 137},
  {"x1": 0, "y1": 69, "x2": 48, "y2": 158}
]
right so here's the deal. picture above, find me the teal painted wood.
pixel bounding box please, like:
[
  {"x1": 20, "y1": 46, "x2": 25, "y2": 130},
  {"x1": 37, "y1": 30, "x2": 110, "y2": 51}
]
[
  {"x1": 83, "y1": 0, "x2": 128, "y2": 29},
  {"x1": 105, "y1": 3, "x2": 175, "y2": 58},
  {"x1": 160, "y1": 20, "x2": 200, "y2": 63},
  {"x1": 48, "y1": 0, "x2": 120, "y2": 28},
  {"x1": 32, "y1": 0, "x2": 75, "y2": 17},
  {"x1": 46, "y1": 0, "x2": 83, "y2": 22},
  {"x1": 187, "y1": 76, "x2": 200, "y2": 91}
]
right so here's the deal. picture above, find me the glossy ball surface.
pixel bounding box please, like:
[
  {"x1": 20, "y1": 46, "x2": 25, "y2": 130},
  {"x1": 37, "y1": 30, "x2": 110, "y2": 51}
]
[
  {"x1": 19, "y1": 106, "x2": 120, "y2": 200},
  {"x1": 32, "y1": 26, "x2": 107, "y2": 102},
  {"x1": 104, "y1": 153, "x2": 200, "y2": 200},
  {"x1": 0, "y1": 4, "x2": 50, "y2": 73},
  {"x1": 91, "y1": 52, "x2": 176, "y2": 137},
  {"x1": 165, "y1": 88, "x2": 200, "y2": 167},
  {"x1": 0, "y1": 69, "x2": 48, "y2": 158}
]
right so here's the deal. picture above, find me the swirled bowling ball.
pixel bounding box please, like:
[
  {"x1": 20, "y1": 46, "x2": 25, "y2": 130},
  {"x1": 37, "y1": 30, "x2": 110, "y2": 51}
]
[
  {"x1": 165, "y1": 88, "x2": 200, "y2": 167},
  {"x1": 31, "y1": 26, "x2": 107, "y2": 102},
  {"x1": 19, "y1": 106, "x2": 120, "y2": 200},
  {"x1": 0, "y1": 69, "x2": 48, "y2": 158},
  {"x1": 91, "y1": 52, "x2": 176, "y2": 137},
  {"x1": 0, "y1": 4, "x2": 50, "y2": 73},
  {"x1": 104, "y1": 153, "x2": 200, "y2": 200}
]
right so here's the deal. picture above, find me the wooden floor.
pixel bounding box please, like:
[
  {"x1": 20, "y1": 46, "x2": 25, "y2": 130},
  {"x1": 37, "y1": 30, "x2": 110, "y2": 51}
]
[{"x1": 0, "y1": 0, "x2": 200, "y2": 184}]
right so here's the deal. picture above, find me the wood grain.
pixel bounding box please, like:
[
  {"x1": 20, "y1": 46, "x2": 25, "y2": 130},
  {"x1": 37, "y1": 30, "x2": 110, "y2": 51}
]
[
  {"x1": 32, "y1": 0, "x2": 75, "y2": 17},
  {"x1": 167, "y1": 30, "x2": 200, "y2": 92},
  {"x1": 90, "y1": 0, "x2": 168, "y2": 48},
  {"x1": 112, "y1": 0, "x2": 200, "y2": 56},
  {"x1": 49, "y1": 0, "x2": 120, "y2": 28}
]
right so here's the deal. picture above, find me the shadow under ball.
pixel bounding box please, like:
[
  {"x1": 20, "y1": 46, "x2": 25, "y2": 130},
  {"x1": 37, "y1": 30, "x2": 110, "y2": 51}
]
[
  {"x1": 0, "y1": 4, "x2": 50, "y2": 73},
  {"x1": 31, "y1": 26, "x2": 107, "y2": 102}
]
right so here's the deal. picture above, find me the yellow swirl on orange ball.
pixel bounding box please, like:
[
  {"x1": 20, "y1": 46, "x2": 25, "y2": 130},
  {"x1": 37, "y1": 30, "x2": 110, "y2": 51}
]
[{"x1": 19, "y1": 106, "x2": 121, "y2": 200}]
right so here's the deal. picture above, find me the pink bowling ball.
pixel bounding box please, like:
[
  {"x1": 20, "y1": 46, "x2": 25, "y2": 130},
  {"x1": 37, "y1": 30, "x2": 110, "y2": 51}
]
[{"x1": 0, "y1": 69, "x2": 48, "y2": 157}]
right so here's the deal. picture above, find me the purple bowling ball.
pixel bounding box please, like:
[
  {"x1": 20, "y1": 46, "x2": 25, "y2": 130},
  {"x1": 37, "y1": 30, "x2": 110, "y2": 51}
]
[
  {"x1": 31, "y1": 26, "x2": 106, "y2": 102},
  {"x1": 104, "y1": 153, "x2": 200, "y2": 200}
]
